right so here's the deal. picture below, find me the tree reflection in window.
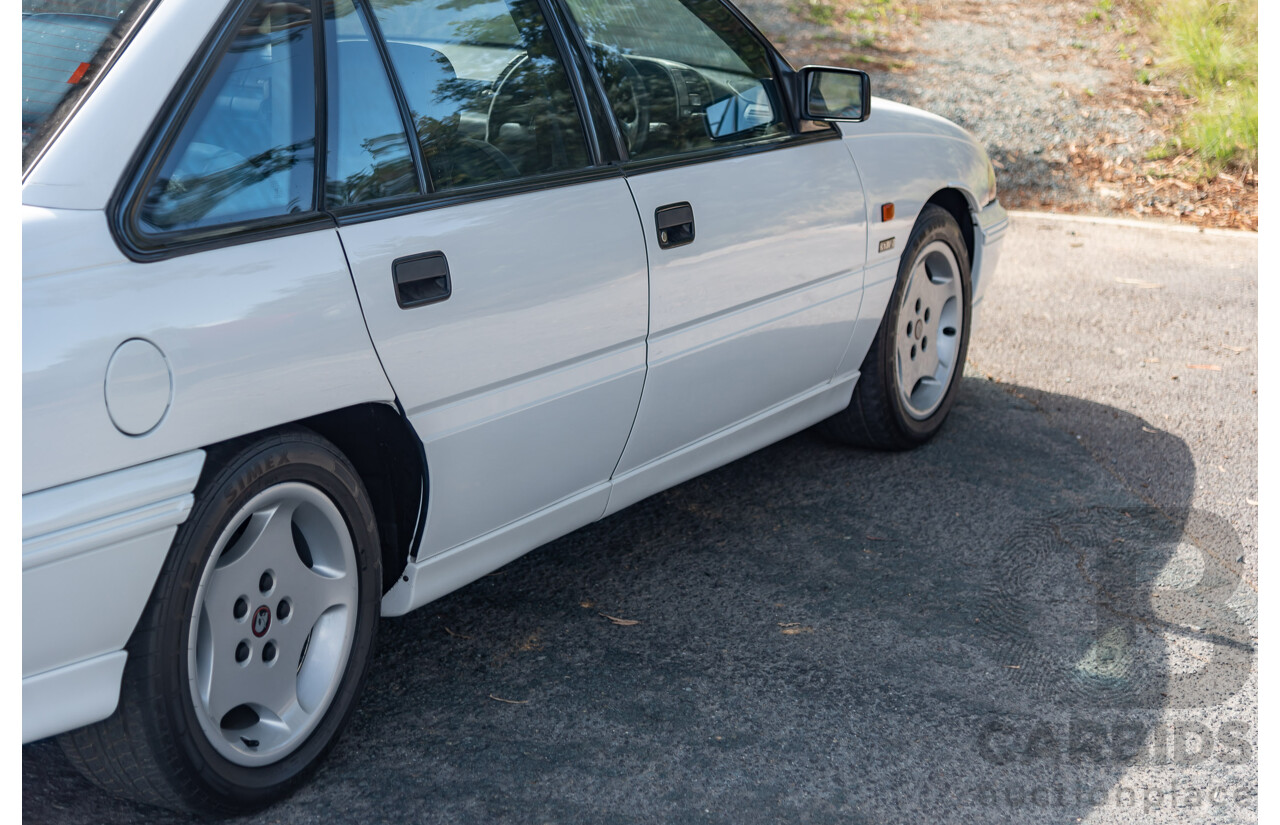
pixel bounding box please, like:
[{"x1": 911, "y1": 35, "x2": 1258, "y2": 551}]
[
  {"x1": 561, "y1": 0, "x2": 786, "y2": 161},
  {"x1": 371, "y1": 0, "x2": 589, "y2": 191},
  {"x1": 140, "y1": 0, "x2": 317, "y2": 233}
]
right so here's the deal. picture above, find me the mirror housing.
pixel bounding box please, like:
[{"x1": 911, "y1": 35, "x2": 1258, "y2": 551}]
[{"x1": 797, "y1": 66, "x2": 871, "y2": 123}]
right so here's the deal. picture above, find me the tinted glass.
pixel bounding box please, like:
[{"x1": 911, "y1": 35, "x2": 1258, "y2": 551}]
[
  {"x1": 22, "y1": 1, "x2": 147, "y2": 168},
  {"x1": 138, "y1": 0, "x2": 316, "y2": 234},
  {"x1": 562, "y1": 0, "x2": 787, "y2": 160},
  {"x1": 369, "y1": 0, "x2": 590, "y2": 191},
  {"x1": 324, "y1": 0, "x2": 419, "y2": 207}
]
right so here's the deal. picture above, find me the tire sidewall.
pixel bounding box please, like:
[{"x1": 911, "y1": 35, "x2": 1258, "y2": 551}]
[
  {"x1": 146, "y1": 433, "x2": 381, "y2": 810},
  {"x1": 877, "y1": 206, "x2": 973, "y2": 442}
]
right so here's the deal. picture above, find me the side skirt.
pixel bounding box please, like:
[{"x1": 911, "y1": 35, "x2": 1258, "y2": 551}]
[{"x1": 381, "y1": 375, "x2": 858, "y2": 617}]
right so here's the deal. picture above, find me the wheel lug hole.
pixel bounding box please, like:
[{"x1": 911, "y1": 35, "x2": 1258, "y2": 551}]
[
  {"x1": 262, "y1": 641, "x2": 278, "y2": 664},
  {"x1": 914, "y1": 298, "x2": 921, "y2": 314},
  {"x1": 910, "y1": 345, "x2": 917, "y2": 360},
  {"x1": 277, "y1": 599, "x2": 291, "y2": 621},
  {"x1": 922, "y1": 337, "x2": 928, "y2": 351},
  {"x1": 924, "y1": 307, "x2": 931, "y2": 322},
  {"x1": 259, "y1": 570, "x2": 275, "y2": 595},
  {"x1": 233, "y1": 597, "x2": 249, "y2": 621},
  {"x1": 235, "y1": 641, "x2": 251, "y2": 665}
]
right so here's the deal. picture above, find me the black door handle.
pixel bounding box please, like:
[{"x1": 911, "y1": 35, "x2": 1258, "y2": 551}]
[
  {"x1": 655, "y1": 202, "x2": 694, "y2": 249},
  {"x1": 393, "y1": 251, "x2": 451, "y2": 309}
]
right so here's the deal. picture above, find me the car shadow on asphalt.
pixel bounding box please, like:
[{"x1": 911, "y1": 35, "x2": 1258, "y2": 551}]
[{"x1": 22, "y1": 378, "x2": 1256, "y2": 824}]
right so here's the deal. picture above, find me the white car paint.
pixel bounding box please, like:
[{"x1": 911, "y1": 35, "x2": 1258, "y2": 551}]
[
  {"x1": 614, "y1": 138, "x2": 867, "y2": 473},
  {"x1": 338, "y1": 177, "x2": 650, "y2": 558},
  {"x1": 22, "y1": 450, "x2": 206, "y2": 742},
  {"x1": 22, "y1": 209, "x2": 396, "y2": 494},
  {"x1": 21, "y1": 0, "x2": 1007, "y2": 748}
]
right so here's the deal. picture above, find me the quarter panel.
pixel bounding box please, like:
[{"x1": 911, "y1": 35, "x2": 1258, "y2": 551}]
[{"x1": 22, "y1": 206, "x2": 395, "y2": 494}]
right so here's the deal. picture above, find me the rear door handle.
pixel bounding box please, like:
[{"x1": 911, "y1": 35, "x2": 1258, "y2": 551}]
[
  {"x1": 655, "y1": 202, "x2": 694, "y2": 249},
  {"x1": 393, "y1": 251, "x2": 451, "y2": 309}
]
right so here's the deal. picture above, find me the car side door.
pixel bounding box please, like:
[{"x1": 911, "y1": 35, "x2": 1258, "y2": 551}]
[
  {"x1": 327, "y1": 0, "x2": 649, "y2": 558},
  {"x1": 559, "y1": 0, "x2": 869, "y2": 504}
]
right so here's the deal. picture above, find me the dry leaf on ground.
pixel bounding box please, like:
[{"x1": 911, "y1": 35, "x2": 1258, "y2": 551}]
[
  {"x1": 488, "y1": 694, "x2": 529, "y2": 705},
  {"x1": 599, "y1": 613, "x2": 641, "y2": 626}
]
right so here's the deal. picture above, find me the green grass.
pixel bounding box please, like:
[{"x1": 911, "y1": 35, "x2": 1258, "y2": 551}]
[
  {"x1": 793, "y1": 0, "x2": 904, "y2": 35},
  {"x1": 1147, "y1": 0, "x2": 1258, "y2": 171},
  {"x1": 1083, "y1": 0, "x2": 1115, "y2": 23},
  {"x1": 796, "y1": 0, "x2": 837, "y2": 26}
]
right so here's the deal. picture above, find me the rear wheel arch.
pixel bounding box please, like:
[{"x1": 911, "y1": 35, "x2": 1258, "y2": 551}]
[
  {"x1": 196, "y1": 403, "x2": 427, "y2": 595},
  {"x1": 296, "y1": 403, "x2": 427, "y2": 594}
]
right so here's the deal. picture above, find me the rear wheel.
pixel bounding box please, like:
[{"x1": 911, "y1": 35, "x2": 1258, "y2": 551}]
[
  {"x1": 821, "y1": 204, "x2": 972, "y2": 449},
  {"x1": 60, "y1": 429, "x2": 381, "y2": 813}
]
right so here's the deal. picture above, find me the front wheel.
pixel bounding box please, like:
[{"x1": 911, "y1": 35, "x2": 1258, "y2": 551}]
[
  {"x1": 60, "y1": 429, "x2": 381, "y2": 813},
  {"x1": 821, "y1": 204, "x2": 973, "y2": 449}
]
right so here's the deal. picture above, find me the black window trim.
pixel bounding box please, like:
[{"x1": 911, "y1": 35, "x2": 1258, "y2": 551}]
[
  {"x1": 353, "y1": 0, "x2": 432, "y2": 196},
  {"x1": 536, "y1": 0, "x2": 610, "y2": 166},
  {"x1": 110, "y1": 0, "x2": 334, "y2": 263},
  {"x1": 328, "y1": 164, "x2": 625, "y2": 227},
  {"x1": 544, "y1": 0, "x2": 629, "y2": 163}
]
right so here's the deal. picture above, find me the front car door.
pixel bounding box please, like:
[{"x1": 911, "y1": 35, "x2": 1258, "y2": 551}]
[
  {"x1": 558, "y1": 0, "x2": 870, "y2": 510},
  {"x1": 328, "y1": 0, "x2": 649, "y2": 558}
]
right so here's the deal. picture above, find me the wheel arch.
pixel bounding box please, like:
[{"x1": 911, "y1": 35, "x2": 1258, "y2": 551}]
[
  {"x1": 198, "y1": 403, "x2": 427, "y2": 595},
  {"x1": 298, "y1": 403, "x2": 426, "y2": 594},
  {"x1": 925, "y1": 187, "x2": 975, "y2": 269}
]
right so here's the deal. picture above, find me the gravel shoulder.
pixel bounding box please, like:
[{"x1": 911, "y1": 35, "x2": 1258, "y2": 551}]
[{"x1": 735, "y1": 0, "x2": 1257, "y2": 230}]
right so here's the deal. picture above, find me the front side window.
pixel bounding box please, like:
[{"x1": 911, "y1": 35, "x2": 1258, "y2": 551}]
[
  {"x1": 368, "y1": 0, "x2": 591, "y2": 191},
  {"x1": 137, "y1": 0, "x2": 317, "y2": 235},
  {"x1": 561, "y1": 0, "x2": 787, "y2": 161}
]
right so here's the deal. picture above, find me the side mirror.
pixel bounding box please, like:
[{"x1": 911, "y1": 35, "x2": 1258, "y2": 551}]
[{"x1": 798, "y1": 66, "x2": 871, "y2": 122}]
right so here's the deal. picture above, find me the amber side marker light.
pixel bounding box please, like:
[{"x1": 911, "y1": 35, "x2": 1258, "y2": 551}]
[{"x1": 881, "y1": 203, "x2": 895, "y2": 222}]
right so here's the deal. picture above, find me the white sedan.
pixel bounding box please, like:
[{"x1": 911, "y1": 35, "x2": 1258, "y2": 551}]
[{"x1": 22, "y1": 0, "x2": 1007, "y2": 811}]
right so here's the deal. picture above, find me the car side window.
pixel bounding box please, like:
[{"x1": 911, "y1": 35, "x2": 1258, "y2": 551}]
[
  {"x1": 138, "y1": 0, "x2": 317, "y2": 234},
  {"x1": 324, "y1": 0, "x2": 421, "y2": 208},
  {"x1": 561, "y1": 0, "x2": 788, "y2": 162},
  {"x1": 367, "y1": 0, "x2": 590, "y2": 191}
]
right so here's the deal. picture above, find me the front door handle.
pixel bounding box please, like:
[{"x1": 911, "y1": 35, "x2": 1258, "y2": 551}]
[
  {"x1": 655, "y1": 202, "x2": 695, "y2": 249},
  {"x1": 393, "y1": 251, "x2": 451, "y2": 309}
]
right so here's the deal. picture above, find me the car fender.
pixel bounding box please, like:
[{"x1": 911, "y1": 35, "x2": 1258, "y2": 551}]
[{"x1": 829, "y1": 97, "x2": 998, "y2": 376}]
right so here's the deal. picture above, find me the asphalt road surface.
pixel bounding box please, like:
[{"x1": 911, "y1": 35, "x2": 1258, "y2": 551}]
[{"x1": 23, "y1": 213, "x2": 1258, "y2": 824}]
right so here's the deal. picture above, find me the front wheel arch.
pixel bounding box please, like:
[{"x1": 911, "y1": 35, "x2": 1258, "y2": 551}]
[{"x1": 926, "y1": 187, "x2": 976, "y2": 268}]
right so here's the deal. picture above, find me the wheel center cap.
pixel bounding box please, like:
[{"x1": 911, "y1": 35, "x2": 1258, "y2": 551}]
[
  {"x1": 252, "y1": 605, "x2": 272, "y2": 637},
  {"x1": 914, "y1": 321, "x2": 923, "y2": 340}
]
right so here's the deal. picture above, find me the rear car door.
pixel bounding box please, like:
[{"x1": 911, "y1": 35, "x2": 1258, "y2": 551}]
[
  {"x1": 559, "y1": 0, "x2": 869, "y2": 481},
  {"x1": 327, "y1": 0, "x2": 649, "y2": 557}
]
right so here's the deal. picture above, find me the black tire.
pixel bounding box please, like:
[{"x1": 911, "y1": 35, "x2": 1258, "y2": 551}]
[
  {"x1": 820, "y1": 204, "x2": 973, "y2": 450},
  {"x1": 59, "y1": 428, "x2": 381, "y2": 814}
]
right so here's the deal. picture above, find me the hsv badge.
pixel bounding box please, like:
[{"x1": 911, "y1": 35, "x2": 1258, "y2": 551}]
[{"x1": 252, "y1": 605, "x2": 271, "y2": 637}]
